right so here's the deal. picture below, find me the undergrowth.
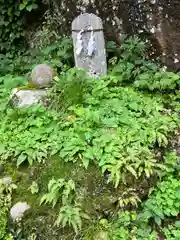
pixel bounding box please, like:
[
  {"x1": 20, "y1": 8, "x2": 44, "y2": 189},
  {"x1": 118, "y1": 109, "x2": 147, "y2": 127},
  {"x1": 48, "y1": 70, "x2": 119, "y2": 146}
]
[{"x1": 0, "y1": 36, "x2": 179, "y2": 239}]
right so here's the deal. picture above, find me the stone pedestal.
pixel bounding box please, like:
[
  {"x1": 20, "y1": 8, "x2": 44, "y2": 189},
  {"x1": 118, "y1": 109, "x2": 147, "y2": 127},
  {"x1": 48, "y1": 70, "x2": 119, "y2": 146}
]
[{"x1": 10, "y1": 88, "x2": 48, "y2": 108}]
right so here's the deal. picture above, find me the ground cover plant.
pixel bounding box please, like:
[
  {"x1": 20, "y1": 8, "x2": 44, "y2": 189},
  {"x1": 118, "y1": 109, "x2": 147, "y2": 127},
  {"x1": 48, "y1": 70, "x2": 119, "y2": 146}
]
[{"x1": 0, "y1": 37, "x2": 179, "y2": 239}]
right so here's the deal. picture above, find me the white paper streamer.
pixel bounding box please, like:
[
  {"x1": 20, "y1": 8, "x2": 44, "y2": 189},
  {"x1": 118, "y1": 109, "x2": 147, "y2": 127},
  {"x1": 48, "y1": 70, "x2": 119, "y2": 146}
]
[
  {"x1": 87, "y1": 29, "x2": 96, "y2": 57},
  {"x1": 76, "y1": 29, "x2": 84, "y2": 55}
]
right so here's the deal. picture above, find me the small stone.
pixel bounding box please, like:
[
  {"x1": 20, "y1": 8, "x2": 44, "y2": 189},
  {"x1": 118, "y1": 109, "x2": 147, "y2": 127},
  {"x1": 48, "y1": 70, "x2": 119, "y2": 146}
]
[
  {"x1": 31, "y1": 64, "x2": 54, "y2": 88},
  {"x1": 10, "y1": 202, "x2": 30, "y2": 221},
  {"x1": 2, "y1": 176, "x2": 12, "y2": 185}
]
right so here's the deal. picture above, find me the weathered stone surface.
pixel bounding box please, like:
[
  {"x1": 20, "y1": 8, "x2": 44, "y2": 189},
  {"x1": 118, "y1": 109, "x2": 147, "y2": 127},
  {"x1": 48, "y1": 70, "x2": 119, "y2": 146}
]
[
  {"x1": 10, "y1": 88, "x2": 47, "y2": 108},
  {"x1": 1, "y1": 176, "x2": 12, "y2": 185},
  {"x1": 40, "y1": 0, "x2": 180, "y2": 71},
  {"x1": 72, "y1": 13, "x2": 107, "y2": 78},
  {"x1": 10, "y1": 202, "x2": 30, "y2": 221},
  {"x1": 31, "y1": 64, "x2": 53, "y2": 88}
]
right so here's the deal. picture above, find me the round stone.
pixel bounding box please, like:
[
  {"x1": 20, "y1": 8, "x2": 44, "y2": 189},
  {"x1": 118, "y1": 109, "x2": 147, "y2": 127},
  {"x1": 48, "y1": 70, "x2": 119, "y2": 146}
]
[
  {"x1": 30, "y1": 64, "x2": 54, "y2": 88},
  {"x1": 10, "y1": 202, "x2": 30, "y2": 221}
]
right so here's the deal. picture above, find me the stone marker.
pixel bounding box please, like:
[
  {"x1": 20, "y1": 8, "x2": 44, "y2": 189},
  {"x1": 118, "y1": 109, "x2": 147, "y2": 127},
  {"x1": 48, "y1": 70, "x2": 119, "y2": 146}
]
[{"x1": 72, "y1": 13, "x2": 107, "y2": 78}]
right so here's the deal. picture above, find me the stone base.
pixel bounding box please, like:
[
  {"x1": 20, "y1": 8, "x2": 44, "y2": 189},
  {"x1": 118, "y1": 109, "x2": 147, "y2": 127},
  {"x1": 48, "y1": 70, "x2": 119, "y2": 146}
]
[{"x1": 10, "y1": 88, "x2": 48, "y2": 108}]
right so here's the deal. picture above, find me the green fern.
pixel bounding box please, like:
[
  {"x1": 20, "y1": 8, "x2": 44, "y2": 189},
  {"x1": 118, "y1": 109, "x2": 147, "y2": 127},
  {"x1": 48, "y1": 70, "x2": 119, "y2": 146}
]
[
  {"x1": 55, "y1": 204, "x2": 88, "y2": 234},
  {"x1": 40, "y1": 178, "x2": 75, "y2": 207}
]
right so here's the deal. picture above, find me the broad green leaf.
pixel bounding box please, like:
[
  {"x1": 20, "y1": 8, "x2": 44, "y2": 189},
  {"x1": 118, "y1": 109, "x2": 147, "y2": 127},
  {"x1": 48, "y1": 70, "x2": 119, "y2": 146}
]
[
  {"x1": 26, "y1": 5, "x2": 33, "y2": 12},
  {"x1": 17, "y1": 154, "x2": 27, "y2": 167},
  {"x1": 82, "y1": 158, "x2": 89, "y2": 169},
  {"x1": 175, "y1": 221, "x2": 180, "y2": 228}
]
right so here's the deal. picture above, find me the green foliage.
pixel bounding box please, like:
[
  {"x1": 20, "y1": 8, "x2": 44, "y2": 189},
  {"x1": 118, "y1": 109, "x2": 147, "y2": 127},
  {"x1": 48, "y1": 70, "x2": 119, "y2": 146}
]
[
  {"x1": 117, "y1": 188, "x2": 141, "y2": 208},
  {"x1": 55, "y1": 204, "x2": 84, "y2": 234},
  {"x1": 0, "y1": 0, "x2": 38, "y2": 53},
  {"x1": 0, "y1": 71, "x2": 178, "y2": 188},
  {"x1": 0, "y1": 105, "x2": 58, "y2": 166},
  {"x1": 14, "y1": 37, "x2": 73, "y2": 75},
  {"x1": 40, "y1": 178, "x2": 89, "y2": 234},
  {"x1": 40, "y1": 178, "x2": 75, "y2": 207},
  {"x1": 0, "y1": 0, "x2": 74, "y2": 75},
  {"x1": 0, "y1": 179, "x2": 17, "y2": 240},
  {"x1": 142, "y1": 176, "x2": 180, "y2": 226},
  {"x1": 108, "y1": 211, "x2": 157, "y2": 240},
  {"x1": 163, "y1": 151, "x2": 180, "y2": 174},
  {"x1": 19, "y1": 0, "x2": 38, "y2": 12},
  {"x1": 111, "y1": 37, "x2": 158, "y2": 84},
  {"x1": 0, "y1": 1, "x2": 73, "y2": 75},
  {"x1": 110, "y1": 36, "x2": 180, "y2": 92},
  {"x1": 162, "y1": 223, "x2": 180, "y2": 240},
  {"x1": 0, "y1": 36, "x2": 180, "y2": 237},
  {"x1": 1, "y1": 37, "x2": 73, "y2": 76},
  {"x1": 63, "y1": 77, "x2": 177, "y2": 187},
  {"x1": 50, "y1": 68, "x2": 92, "y2": 111},
  {"x1": 135, "y1": 71, "x2": 180, "y2": 91},
  {"x1": 108, "y1": 150, "x2": 180, "y2": 239},
  {"x1": 29, "y1": 181, "x2": 39, "y2": 195}
]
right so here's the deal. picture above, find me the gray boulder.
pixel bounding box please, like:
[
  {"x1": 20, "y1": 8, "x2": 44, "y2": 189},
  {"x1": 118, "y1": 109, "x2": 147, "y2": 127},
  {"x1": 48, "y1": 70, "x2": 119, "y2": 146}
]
[
  {"x1": 10, "y1": 88, "x2": 47, "y2": 108},
  {"x1": 30, "y1": 64, "x2": 54, "y2": 88}
]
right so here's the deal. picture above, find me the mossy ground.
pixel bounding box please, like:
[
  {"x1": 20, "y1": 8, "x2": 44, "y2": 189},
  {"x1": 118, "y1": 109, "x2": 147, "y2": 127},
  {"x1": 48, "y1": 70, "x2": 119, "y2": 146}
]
[
  {"x1": 0, "y1": 153, "x2": 157, "y2": 239},
  {"x1": 2, "y1": 156, "x2": 126, "y2": 239}
]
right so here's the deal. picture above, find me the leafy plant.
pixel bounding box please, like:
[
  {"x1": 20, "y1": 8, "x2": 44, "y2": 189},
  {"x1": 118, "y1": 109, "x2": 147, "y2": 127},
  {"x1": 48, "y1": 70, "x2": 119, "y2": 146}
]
[
  {"x1": 0, "y1": 0, "x2": 39, "y2": 71},
  {"x1": 0, "y1": 105, "x2": 59, "y2": 166},
  {"x1": 163, "y1": 151, "x2": 180, "y2": 174},
  {"x1": 40, "y1": 178, "x2": 89, "y2": 233},
  {"x1": 0, "y1": 179, "x2": 17, "y2": 239},
  {"x1": 110, "y1": 36, "x2": 180, "y2": 93},
  {"x1": 55, "y1": 203, "x2": 86, "y2": 234},
  {"x1": 108, "y1": 211, "x2": 157, "y2": 240},
  {"x1": 40, "y1": 178, "x2": 75, "y2": 206},
  {"x1": 110, "y1": 37, "x2": 158, "y2": 85},
  {"x1": 142, "y1": 176, "x2": 180, "y2": 226},
  {"x1": 19, "y1": 0, "x2": 38, "y2": 12},
  {"x1": 134, "y1": 71, "x2": 180, "y2": 91},
  {"x1": 162, "y1": 223, "x2": 180, "y2": 240},
  {"x1": 29, "y1": 181, "x2": 39, "y2": 195},
  {"x1": 118, "y1": 188, "x2": 141, "y2": 208},
  {"x1": 0, "y1": 70, "x2": 178, "y2": 188},
  {"x1": 50, "y1": 68, "x2": 92, "y2": 111}
]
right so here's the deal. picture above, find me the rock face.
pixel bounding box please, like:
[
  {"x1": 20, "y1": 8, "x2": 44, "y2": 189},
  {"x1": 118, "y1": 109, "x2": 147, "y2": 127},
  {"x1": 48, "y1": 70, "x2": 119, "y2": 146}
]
[
  {"x1": 41, "y1": 0, "x2": 180, "y2": 71},
  {"x1": 31, "y1": 64, "x2": 53, "y2": 88},
  {"x1": 10, "y1": 202, "x2": 30, "y2": 221},
  {"x1": 10, "y1": 88, "x2": 47, "y2": 108}
]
